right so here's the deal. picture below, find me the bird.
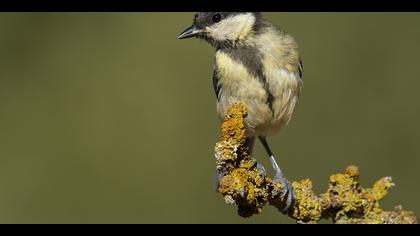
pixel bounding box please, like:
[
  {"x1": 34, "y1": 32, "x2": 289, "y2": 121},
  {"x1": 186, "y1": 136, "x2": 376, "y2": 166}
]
[{"x1": 178, "y1": 12, "x2": 303, "y2": 212}]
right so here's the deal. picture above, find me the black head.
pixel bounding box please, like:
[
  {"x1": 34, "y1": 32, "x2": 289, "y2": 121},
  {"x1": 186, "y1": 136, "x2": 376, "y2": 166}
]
[{"x1": 178, "y1": 12, "x2": 263, "y2": 48}]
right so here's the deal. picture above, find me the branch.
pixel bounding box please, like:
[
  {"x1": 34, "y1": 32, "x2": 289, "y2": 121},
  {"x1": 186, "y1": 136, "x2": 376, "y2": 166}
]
[{"x1": 214, "y1": 102, "x2": 418, "y2": 224}]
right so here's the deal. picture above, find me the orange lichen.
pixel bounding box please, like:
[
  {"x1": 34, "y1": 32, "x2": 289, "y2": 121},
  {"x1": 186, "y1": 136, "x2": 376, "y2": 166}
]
[{"x1": 214, "y1": 102, "x2": 418, "y2": 224}]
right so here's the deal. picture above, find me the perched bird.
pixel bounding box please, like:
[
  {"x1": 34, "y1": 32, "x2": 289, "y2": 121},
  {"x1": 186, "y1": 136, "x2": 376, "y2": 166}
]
[{"x1": 178, "y1": 12, "x2": 303, "y2": 211}]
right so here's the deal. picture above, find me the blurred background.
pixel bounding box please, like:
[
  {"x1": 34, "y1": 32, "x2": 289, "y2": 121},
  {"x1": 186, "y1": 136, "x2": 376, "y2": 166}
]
[{"x1": 0, "y1": 13, "x2": 419, "y2": 223}]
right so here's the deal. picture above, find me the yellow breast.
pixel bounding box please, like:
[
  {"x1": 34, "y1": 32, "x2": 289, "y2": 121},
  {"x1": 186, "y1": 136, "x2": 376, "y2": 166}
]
[{"x1": 214, "y1": 30, "x2": 302, "y2": 137}]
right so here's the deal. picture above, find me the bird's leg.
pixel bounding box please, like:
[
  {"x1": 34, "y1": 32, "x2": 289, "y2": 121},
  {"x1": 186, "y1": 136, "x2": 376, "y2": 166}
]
[
  {"x1": 258, "y1": 136, "x2": 296, "y2": 213},
  {"x1": 245, "y1": 136, "x2": 256, "y2": 153},
  {"x1": 246, "y1": 137, "x2": 266, "y2": 179}
]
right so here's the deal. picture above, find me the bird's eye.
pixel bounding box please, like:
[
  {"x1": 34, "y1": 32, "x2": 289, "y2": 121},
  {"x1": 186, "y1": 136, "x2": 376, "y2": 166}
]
[{"x1": 212, "y1": 14, "x2": 222, "y2": 23}]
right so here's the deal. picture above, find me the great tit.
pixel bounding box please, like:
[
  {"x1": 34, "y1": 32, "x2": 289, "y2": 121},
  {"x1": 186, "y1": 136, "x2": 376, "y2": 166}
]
[{"x1": 178, "y1": 12, "x2": 303, "y2": 212}]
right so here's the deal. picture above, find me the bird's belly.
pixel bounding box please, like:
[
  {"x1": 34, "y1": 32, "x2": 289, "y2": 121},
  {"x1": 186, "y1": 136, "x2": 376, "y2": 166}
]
[
  {"x1": 215, "y1": 51, "x2": 301, "y2": 137},
  {"x1": 217, "y1": 81, "x2": 271, "y2": 136},
  {"x1": 216, "y1": 78, "x2": 299, "y2": 137}
]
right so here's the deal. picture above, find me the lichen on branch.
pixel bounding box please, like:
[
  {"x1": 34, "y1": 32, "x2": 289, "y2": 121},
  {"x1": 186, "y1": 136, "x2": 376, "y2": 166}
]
[{"x1": 214, "y1": 102, "x2": 418, "y2": 224}]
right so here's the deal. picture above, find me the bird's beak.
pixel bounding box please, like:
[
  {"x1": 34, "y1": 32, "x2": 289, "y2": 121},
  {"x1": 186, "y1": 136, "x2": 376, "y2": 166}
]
[{"x1": 178, "y1": 25, "x2": 203, "y2": 39}]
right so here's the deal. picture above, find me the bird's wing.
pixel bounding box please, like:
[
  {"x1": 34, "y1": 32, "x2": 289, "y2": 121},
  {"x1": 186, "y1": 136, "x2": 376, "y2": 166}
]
[
  {"x1": 213, "y1": 65, "x2": 222, "y2": 101},
  {"x1": 298, "y1": 58, "x2": 303, "y2": 79}
]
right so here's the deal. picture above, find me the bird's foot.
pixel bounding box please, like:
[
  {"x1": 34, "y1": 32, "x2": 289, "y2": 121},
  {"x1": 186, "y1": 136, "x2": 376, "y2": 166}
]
[
  {"x1": 257, "y1": 162, "x2": 267, "y2": 180},
  {"x1": 273, "y1": 174, "x2": 295, "y2": 213},
  {"x1": 269, "y1": 155, "x2": 296, "y2": 213},
  {"x1": 214, "y1": 170, "x2": 226, "y2": 191},
  {"x1": 250, "y1": 157, "x2": 267, "y2": 180}
]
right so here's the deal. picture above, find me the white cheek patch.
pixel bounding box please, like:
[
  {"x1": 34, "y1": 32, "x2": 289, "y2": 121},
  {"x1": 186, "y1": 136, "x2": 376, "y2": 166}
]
[{"x1": 206, "y1": 13, "x2": 256, "y2": 41}]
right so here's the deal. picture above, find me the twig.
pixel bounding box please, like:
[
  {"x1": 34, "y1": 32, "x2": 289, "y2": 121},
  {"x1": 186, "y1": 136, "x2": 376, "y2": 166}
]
[{"x1": 214, "y1": 102, "x2": 418, "y2": 224}]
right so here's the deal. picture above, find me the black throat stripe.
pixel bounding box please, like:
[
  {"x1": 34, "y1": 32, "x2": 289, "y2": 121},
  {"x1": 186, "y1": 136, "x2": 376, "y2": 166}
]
[{"x1": 218, "y1": 46, "x2": 275, "y2": 114}]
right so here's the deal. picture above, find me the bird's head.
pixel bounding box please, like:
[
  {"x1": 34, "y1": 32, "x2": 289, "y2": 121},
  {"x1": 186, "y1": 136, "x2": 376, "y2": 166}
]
[{"x1": 178, "y1": 12, "x2": 262, "y2": 48}]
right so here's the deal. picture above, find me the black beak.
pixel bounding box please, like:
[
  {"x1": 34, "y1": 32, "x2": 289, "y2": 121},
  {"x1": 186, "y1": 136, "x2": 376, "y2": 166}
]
[{"x1": 178, "y1": 25, "x2": 202, "y2": 39}]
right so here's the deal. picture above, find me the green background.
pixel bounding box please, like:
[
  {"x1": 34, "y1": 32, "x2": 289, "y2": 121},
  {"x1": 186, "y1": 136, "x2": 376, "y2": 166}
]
[{"x1": 0, "y1": 13, "x2": 419, "y2": 223}]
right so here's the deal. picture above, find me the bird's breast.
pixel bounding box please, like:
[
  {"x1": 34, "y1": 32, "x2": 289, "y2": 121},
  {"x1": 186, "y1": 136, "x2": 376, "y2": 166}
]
[{"x1": 214, "y1": 50, "x2": 301, "y2": 137}]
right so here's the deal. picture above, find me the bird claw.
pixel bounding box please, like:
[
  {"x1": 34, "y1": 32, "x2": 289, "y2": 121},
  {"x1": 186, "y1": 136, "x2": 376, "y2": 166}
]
[
  {"x1": 273, "y1": 174, "x2": 296, "y2": 213},
  {"x1": 269, "y1": 155, "x2": 296, "y2": 213},
  {"x1": 214, "y1": 170, "x2": 226, "y2": 191},
  {"x1": 256, "y1": 162, "x2": 267, "y2": 180}
]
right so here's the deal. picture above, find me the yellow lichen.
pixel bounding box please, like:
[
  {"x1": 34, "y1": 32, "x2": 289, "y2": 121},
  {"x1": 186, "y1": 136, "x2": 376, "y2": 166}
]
[
  {"x1": 372, "y1": 177, "x2": 395, "y2": 200},
  {"x1": 214, "y1": 102, "x2": 418, "y2": 224},
  {"x1": 289, "y1": 179, "x2": 323, "y2": 223}
]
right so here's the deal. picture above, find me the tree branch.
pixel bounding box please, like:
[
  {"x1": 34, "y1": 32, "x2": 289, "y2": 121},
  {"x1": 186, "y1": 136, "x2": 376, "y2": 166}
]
[{"x1": 214, "y1": 102, "x2": 418, "y2": 224}]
